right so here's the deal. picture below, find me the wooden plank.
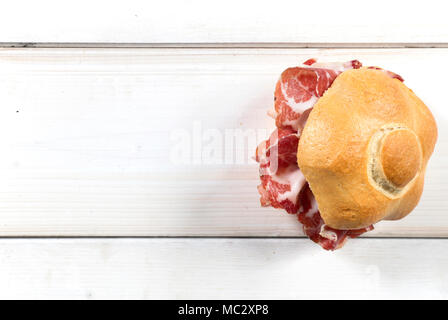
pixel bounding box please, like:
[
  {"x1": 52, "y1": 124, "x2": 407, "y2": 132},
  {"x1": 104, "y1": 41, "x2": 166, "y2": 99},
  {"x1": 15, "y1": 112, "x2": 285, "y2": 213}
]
[
  {"x1": 0, "y1": 48, "x2": 446, "y2": 237},
  {"x1": 0, "y1": 0, "x2": 447, "y2": 44},
  {"x1": 0, "y1": 238, "x2": 446, "y2": 299}
]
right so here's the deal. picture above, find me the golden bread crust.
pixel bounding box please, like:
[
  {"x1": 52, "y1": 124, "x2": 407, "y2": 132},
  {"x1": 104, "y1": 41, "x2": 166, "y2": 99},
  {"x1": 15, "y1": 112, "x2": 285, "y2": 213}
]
[
  {"x1": 297, "y1": 68, "x2": 437, "y2": 229},
  {"x1": 380, "y1": 129, "x2": 422, "y2": 188}
]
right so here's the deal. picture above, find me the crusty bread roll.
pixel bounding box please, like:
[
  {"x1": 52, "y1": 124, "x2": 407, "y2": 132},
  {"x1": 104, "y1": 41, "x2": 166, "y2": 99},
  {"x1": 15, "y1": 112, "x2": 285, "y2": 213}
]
[{"x1": 297, "y1": 68, "x2": 437, "y2": 230}]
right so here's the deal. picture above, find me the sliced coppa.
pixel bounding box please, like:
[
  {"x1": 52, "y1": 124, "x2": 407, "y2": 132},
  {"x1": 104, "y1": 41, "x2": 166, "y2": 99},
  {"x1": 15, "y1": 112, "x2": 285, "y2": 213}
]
[
  {"x1": 273, "y1": 60, "x2": 362, "y2": 130},
  {"x1": 256, "y1": 128, "x2": 304, "y2": 214},
  {"x1": 297, "y1": 183, "x2": 374, "y2": 250}
]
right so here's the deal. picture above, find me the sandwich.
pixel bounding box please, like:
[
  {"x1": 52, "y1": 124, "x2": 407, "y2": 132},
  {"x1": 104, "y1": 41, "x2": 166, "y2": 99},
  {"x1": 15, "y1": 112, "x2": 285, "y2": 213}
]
[{"x1": 255, "y1": 59, "x2": 437, "y2": 250}]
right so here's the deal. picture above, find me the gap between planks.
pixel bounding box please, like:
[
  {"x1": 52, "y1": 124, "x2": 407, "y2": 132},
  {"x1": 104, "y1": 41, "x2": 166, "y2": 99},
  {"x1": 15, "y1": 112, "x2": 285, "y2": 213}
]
[
  {"x1": 0, "y1": 236, "x2": 446, "y2": 240},
  {"x1": 2, "y1": 42, "x2": 448, "y2": 49}
]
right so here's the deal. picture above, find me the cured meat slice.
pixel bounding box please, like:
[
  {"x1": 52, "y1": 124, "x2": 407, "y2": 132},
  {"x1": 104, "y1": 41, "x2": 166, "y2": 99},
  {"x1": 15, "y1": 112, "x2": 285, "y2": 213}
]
[
  {"x1": 297, "y1": 183, "x2": 374, "y2": 250},
  {"x1": 367, "y1": 66, "x2": 404, "y2": 82},
  {"x1": 256, "y1": 128, "x2": 304, "y2": 214},
  {"x1": 273, "y1": 59, "x2": 362, "y2": 130}
]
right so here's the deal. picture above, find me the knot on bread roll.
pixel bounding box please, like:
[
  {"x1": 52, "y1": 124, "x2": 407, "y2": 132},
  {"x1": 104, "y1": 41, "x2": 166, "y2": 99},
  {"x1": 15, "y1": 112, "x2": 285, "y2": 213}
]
[{"x1": 367, "y1": 124, "x2": 422, "y2": 199}]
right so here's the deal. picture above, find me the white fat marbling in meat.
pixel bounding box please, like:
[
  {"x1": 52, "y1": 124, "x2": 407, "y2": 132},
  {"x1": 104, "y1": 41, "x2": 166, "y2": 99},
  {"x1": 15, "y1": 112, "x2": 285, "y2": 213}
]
[
  {"x1": 272, "y1": 166, "x2": 306, "y2": 205},
  {"x1": 280, "y1": 79, "x2": 319, "y2": 115},
  {"x1": 302, "y1": 60, "x2": 357, "y2": 72}
]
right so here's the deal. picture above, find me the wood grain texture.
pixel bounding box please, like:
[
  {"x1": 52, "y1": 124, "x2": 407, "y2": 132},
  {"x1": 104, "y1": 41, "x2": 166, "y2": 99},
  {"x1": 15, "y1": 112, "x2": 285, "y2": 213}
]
[
  {"x1": 0, "y1": 238, "x2": 446, "y2": 299},
  {"x1": 0, "y1": 48, "x2": 447, "y2": 237},
  {"x1": 0, "y1": 0, "x2": 447, "y2": 44}
]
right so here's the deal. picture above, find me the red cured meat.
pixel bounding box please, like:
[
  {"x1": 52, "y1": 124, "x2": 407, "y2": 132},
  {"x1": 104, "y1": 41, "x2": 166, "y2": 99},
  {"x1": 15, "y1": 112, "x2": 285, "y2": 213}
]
[
  {"x1": 367, "y1": 66, "x2": 404, "y2": 82},
  {"x1": 303, "y1": 58, "x2": 317, "y2": 66},
  {"x1": 256, "y1": 128, "x2": 302, "y2": 214},
  {"x1": 297, "y1": 184, "x2": 374, "y2": 250},
  {"x1": 255, "y1": 128, "x2": 299, "y2": 169},
  {"x1": 274, "y1": 60, "x2": 362, "y2": 130}
]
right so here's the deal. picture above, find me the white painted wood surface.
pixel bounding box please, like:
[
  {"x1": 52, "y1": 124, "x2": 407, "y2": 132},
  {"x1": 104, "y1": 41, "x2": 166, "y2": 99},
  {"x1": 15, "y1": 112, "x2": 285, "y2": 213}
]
[
  {"x1": 0, "y1": 238, "x2": 446, "y2": 299},
  {"x1": 1, "y1": 0, "x2": 448, "y2": 44},
  {"x1": 0, "y1": 48, "x2": 447, "y2": 237},
  {"x1": 1, "y1": 4, "x2": 448, "y2": 299}
]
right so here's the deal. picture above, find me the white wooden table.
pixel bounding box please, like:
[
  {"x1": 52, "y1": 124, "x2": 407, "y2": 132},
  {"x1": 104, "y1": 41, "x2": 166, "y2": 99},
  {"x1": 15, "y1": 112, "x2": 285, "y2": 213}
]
[{"x1": 0, "y1": 0, "x2": 447, "y2": 299}]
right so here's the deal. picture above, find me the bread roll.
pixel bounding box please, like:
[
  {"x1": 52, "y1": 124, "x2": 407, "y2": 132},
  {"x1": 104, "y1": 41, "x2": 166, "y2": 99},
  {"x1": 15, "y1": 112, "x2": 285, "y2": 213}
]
[{"x1": 297, "y1": 68, "x2": 437, "y2": 230}]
